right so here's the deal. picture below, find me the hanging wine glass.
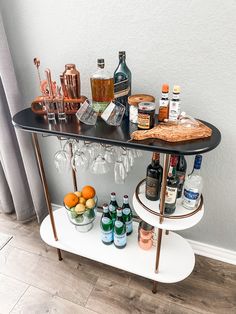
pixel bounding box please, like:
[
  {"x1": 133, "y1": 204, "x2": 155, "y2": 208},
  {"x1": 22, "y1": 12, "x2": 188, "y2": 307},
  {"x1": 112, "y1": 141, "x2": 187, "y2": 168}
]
[
  {"x1": 90, "y1": 155, "x2": 110, "y2": 174},
  {"x1": 54, "y1": 138, "x2": 71, "y2": 173}
]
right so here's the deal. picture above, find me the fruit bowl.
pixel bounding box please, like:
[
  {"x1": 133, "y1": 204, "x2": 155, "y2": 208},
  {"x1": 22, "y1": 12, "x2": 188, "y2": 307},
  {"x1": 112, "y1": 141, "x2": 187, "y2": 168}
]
[{"x1": 65, "y1": 196, "x2": 97, "y2": 232}]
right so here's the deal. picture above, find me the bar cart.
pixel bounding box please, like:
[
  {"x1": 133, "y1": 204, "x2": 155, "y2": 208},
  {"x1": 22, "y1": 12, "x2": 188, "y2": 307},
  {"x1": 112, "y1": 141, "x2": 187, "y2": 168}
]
[{"x1": 12, "y1": 108, "x2": 221, "y2": 293}]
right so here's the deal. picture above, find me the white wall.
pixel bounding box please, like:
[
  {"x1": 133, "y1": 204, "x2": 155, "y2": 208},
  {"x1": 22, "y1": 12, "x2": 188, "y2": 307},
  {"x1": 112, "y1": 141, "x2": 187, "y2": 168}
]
[{"x1": 1, "y1": 0, "x2": 236, "y2": 251}]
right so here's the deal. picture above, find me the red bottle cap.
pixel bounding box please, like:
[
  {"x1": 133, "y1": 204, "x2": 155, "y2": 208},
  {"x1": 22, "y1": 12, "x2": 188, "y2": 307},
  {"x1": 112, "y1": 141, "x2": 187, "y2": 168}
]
[{"x1": 162, "y1": 84, "x2": 169, "y2": 93}]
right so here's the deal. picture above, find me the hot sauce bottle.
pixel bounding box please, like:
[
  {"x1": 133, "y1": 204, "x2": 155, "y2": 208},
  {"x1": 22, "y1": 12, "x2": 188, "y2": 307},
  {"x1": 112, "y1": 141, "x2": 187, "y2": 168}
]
[{"x1": 158, "y1": 84, "x2": 169, "y2": 122}]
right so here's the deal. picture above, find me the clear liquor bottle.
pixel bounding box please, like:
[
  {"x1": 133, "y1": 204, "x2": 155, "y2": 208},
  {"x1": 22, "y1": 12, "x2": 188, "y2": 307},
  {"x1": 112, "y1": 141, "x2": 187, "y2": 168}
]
[
  {"x1": 114, "y1": 208, "x2": 127, "y2": 249},
  {"x1": 164, "y1": 155, "x2": 179, "y2": 215},
  {"x1": 114, "y1": 51, "x2": 131, "y2": 118},
  {"x1": 109, "y1": 192, "x2": 118, "y2": 222},
  {"x1": 182, "y1": 155, "x2": 203, "y2": 210},
  {"x1": 122, "y1": 195, "x2": 133, "y2": 236},
  {"x1": 90, "y1": 58, "x2": 114, "y2": 114},
  {"x1": 100, "y1": 204, "x2": 113, "y2": 245}
]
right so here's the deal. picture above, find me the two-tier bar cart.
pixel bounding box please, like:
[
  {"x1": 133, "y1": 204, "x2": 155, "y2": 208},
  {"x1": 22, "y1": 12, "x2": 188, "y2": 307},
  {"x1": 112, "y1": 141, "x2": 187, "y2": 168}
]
[{"x1": 12, "y1": 108, "x2": 221, "y2": 293}]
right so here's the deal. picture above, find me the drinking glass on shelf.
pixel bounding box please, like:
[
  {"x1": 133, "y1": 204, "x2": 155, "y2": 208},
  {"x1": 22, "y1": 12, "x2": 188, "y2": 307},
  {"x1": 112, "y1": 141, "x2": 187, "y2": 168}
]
[
  {"x1": 90, "y1": 155, "x2": 110, "y2": 174},
  {"x1": 76, "y1": 99, "x2": 98, "y2": 125},
  {"x1": 56, "y1": 96, "x2": 66, "y2": 120},
  {"x1": 127, "y1": 149, "x2": 134, "y2": 167},
  {"x1": 104, "y1": 146, "x2": 116, "y2": 164},
  {"x1": 44, "y1": 96, "x2": 55, "y2": 120},
  {"x1": 101, "y1": 101, "x2": 125, "y2": 126},
  {"x1": 114, "y1": 160, "x2": 126, "y2": 184},
  {"x1": 54, "y1": 140, "x2": 71, "y2": 173},
  {"x1": 120, "y1": 150, "x2": 131, "y2": 173}
]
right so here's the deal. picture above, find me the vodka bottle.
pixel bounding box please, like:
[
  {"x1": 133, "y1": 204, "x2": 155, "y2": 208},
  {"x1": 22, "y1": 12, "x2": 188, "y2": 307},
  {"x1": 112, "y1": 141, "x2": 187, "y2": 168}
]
[{"x1": 182, "y1": 155, "x2": 203, "y2": 210}]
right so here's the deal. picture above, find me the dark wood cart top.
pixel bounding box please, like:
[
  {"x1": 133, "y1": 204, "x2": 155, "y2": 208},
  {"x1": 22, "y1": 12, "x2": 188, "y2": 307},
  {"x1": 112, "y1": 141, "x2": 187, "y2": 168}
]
[{"x1": 12, "y1": 108, "x2": 221, "y2": 155}]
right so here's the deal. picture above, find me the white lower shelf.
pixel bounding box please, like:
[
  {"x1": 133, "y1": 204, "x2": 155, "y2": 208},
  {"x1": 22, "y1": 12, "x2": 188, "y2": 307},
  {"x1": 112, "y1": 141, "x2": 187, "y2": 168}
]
[{"x1": 40, "y1": 207, "x2": 195, "y2": 283}]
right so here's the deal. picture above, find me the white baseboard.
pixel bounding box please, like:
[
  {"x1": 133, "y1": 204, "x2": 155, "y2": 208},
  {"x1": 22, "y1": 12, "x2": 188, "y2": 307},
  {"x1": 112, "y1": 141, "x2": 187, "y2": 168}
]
[
  {"x1": 52, "y1": 203, "x2": 236, "y2": 266},
  {"x1": 187, "y1": 239, "x2": 236, "y2": 266}
]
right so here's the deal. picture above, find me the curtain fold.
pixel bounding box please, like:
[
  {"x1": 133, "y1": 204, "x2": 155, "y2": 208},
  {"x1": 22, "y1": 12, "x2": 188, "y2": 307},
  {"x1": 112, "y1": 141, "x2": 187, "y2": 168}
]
[{"x1": 0, "y1": 11, "x2": 47, "y2": 222}]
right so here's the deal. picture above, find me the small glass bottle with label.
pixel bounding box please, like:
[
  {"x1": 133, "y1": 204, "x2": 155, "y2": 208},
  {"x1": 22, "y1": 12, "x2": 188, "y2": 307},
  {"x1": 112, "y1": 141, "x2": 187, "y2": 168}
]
[
  {"x1": 182, "y1": 155, "x2": 203, "y2": 210},
  {"x1": 114, "y1": 208, "x2": 127, "y2": 249},
  {"x1": 109, "y1": 192, "x2": 118, "y2": 222},
  {"x1": 164, "y1": 155, "x2": 179, "y2": 215},
  {"x1": 158, "y1": 84, "x2": 169, "y2": 122},
  {"x1": 122, "y1": 195, "x2": 133, "y2": 236},
  {"x1": 100, "y1": 204, "x2": 113, "y2": 245},
  {"x1": 145, "y1": 153, "x2": 163, "y2": 201},
  {"x1": 138, "y1": 102, "x2": 156, "y2": 130},
  {"x1": 169, "y1": 85, "x2": 181, "y2": 121}
]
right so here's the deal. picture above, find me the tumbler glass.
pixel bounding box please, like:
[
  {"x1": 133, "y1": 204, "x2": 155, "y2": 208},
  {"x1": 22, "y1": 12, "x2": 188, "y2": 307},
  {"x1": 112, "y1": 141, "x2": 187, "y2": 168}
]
[
  {"x1": 44, "y1": 96, "x2": 55, "y2": 120},
  {"x1": 101, "y1": 101, "x2": 125, "y2": 126},
  {"x1": 76, "y1": 99, "x2": 98, "y2": 125},
  {"x1": 56, "y1": 96, "x2": 66, "y2": 120}
]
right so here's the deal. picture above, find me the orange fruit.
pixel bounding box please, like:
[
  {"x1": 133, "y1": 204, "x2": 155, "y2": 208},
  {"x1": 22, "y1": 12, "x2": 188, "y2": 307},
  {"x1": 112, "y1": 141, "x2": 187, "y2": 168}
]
[
  {"x1": 64, "y1": 193, "x2": 79, "y2": 208},
  {"x1": 81, "y1": 186, "x2": 96, "y2": 200}
]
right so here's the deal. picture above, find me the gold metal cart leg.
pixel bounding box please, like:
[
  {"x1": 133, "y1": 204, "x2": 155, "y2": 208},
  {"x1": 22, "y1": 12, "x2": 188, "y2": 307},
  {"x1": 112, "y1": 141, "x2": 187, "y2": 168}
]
[
  {"x1": 69, "y1": 142, "x2": 78, "y2": 191},
  {"x1": 152, "y1": 281, "x2": 158, "y2": 294},
  {"x1": 154, "y1": 154, "x2": 170, "y2": 274},
  {"x1": 32, "y1": 133, "x2": 62, "y2": 261}
]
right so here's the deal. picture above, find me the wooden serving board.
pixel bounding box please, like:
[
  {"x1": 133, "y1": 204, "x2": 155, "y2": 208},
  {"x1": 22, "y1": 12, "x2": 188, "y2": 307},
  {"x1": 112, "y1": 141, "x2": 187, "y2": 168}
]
[{"x1": 131, "y1": 121, "x2": 212, "y2": 142}]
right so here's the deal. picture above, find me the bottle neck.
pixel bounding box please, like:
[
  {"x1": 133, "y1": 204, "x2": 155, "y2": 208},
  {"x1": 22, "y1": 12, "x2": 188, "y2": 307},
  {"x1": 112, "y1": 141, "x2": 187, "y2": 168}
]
[
  {"x1": 111, "y1": 194, "x2": 116, "y2": 201},
  {"x1": 117, "y1": 209, "x2": 122, "y2": 217},
  {"x1": 172, "y1": 93, "x2": 180, "y2": 100},
  {"x1": 161, "y1": 92, "x2": 169, "y2": 99},
  {"x1": 192, "y1": 167, "x2": 201, "y2": 176},
  {"x1": 169, "y1": 165, "x2": 176, "y2": 177},
  {"x1": 151, "y1": 153, "x2": 160, "y2": 165},
  {"x1": 103, "y1": 206, "x2": 109, "y2": 213},
  {"x1": 119, "y1": 55, "x2": 126, "y2": 64},
  {"x1": 123, "y1": 196, "x2": 129, "y2": 204}
]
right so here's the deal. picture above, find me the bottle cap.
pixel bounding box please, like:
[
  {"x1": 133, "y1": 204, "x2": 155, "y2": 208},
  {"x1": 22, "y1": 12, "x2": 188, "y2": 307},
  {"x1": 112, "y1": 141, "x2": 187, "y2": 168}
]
[
  {"x1": 123, "y1": 195, "x2": 128, "y2": 199},
  {"x1": 194, "y1": 155, "x2": 202, "y2": 169},
  {"x1": 119, "y1": 51, "x2": 126, "y2": 57},
  {"x1": 173, "y1": 85, "x2": 180, "y2": 93},
  {"x1": 111, "y1": 192, "x2": 116, "y2": 196},
  {"x1": 65, "y1": 64, "x2": 76, "y2": 70},
  {"x1": 162, "y1": 84, "x2": 169, "y2": 93},
  {"x1": 97, "y1": 59, "x2": 105, "y2": 68},
  {"x1": 103, "y1": 203, "x2": 108, "y2": 208}
]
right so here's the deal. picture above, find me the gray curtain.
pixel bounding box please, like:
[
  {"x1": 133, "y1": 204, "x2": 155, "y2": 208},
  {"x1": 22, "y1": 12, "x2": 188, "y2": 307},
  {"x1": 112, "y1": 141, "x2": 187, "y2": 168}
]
[{"x1": 0, "y1": 12, "x2": 47, "y2": 222}]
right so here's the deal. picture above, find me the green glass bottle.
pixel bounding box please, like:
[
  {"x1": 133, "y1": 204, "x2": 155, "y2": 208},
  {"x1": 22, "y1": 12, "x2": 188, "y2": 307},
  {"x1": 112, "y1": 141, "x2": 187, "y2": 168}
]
[
  {"x1": 100, "y1": 203, "x2": 113, "y2": 245},
  {"x1": 109, "y1": 192, "x2": 118, "y2": 222},
  {"x1": 114, "y1": 51, "x2": 132, "y2": 118},
  {"x1": 114, "y1": 208, "x2": 127, "y2": 249},
  {"x1": 122, "y1": 195, "x2": 133, "y2": 236}
]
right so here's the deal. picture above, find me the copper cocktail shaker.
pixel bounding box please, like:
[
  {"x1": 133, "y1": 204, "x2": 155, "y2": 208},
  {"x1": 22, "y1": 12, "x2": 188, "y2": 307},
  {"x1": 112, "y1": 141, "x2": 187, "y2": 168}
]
[{"x1": 62, "y1": 64, "x2": 81, "y2": 99}]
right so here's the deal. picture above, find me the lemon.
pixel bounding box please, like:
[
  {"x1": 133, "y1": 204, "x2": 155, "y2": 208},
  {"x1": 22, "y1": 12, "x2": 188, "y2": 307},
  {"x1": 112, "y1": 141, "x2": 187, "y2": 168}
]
[
  {"x1": 75, "y1": 204, "x2": 85, "y2": 214},
  {"x1": 79, "y1": 197, "x2": 86, "y2": 205},
  {"x1": 86, "y1": 198, "x2": 96, "y2": 209},
  {"x1": 74, "y1": 191, "x2": 82, "y2": 198}
]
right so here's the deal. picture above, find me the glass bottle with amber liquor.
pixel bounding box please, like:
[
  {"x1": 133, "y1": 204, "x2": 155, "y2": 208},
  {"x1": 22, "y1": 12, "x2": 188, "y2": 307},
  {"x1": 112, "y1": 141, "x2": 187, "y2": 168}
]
[
  {"x1": 145, "y1": 153, "x2": 163, "y2": 201},
  {"x1": 90, "y1": 59, "x2": 114, "y2": 114},
  {"x1": 158, "y1": 84, "x2": 169, "y2": 122}
]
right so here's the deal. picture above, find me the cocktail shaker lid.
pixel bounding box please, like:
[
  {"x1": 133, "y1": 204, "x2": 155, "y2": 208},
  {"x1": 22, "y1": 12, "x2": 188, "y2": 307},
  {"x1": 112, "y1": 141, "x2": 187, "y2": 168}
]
[{"x1": 65, "y1": 64, "x2": 76, "y2": 70}]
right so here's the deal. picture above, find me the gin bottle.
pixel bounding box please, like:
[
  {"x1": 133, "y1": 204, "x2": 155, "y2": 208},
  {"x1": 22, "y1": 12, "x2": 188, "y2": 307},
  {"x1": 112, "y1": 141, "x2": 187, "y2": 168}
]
[
  {"x1": 100, "y1": 204, "x2": 113, "y2": 245},
  {"x1": 122, "y1": 195, "x2": 133, "y2": 236},
  {"x1": 182, "y1": 155, "x2": 203, "y2": 210},
  {"x1": 109, "y1": 192, "x2": 118, "y2": 222},
  {"x1": 114, "y1": 208, "x2": 127, "y2": 249}
]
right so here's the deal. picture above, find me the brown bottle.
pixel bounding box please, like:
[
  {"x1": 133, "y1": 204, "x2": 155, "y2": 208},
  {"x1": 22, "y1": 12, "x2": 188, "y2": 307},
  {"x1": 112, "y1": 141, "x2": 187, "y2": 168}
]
[
  {"x1": 62, "y1": 64, "x2": 81, "y2": 99},
  {"x1": 158, "y1": 84, "x2": 169, "y2": 122}
]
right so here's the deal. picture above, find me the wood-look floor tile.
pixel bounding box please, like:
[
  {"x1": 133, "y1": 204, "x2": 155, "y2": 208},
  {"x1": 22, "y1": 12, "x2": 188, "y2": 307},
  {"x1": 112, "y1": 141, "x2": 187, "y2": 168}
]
[
  {"x1": 76, "y1": 256, "x2": 130, "y2": 286},
  {"x1": 0, "y1": 246, "x2": 98, "y2": 306},
  {"x1": 11, "y1": 285, "x2": 96, "y2": 314},
  {"x1": 0, "y1": 273, "x2": 28, "y2": 314},
  {"x1": 86, "y1": 277, "x2": 192, "y2": 314},
  {"x1": 129, "y1": 273, "x2": 236, "y2": 314}
]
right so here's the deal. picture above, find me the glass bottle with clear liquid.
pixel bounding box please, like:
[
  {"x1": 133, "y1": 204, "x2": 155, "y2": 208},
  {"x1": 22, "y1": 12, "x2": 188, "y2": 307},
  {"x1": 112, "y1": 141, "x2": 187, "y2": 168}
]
[{"x1": 182, "y1": 155, "x2": 203, "y2": 210}]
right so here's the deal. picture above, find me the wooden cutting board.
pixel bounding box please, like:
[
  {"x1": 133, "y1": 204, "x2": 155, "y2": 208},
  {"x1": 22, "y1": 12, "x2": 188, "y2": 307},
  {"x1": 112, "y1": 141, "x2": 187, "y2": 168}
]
[{"x1": 131, "y1": 120, "x2": 212, "y2": 142}]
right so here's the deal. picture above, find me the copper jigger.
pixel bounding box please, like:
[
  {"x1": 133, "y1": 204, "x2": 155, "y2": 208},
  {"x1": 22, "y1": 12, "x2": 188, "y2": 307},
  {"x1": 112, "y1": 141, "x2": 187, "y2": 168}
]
[{"x1": 138, "y1": 221, "x2": 154, "y2": 250}]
